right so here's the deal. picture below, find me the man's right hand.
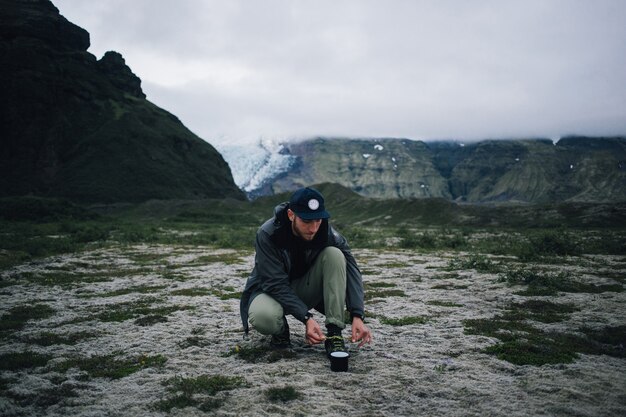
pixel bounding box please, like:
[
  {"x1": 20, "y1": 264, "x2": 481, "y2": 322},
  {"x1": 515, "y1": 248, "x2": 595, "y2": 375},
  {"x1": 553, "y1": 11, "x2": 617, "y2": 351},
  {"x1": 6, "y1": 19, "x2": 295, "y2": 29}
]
[{"x1": 305, "y1": 318, "x2": 326, "y2": 345}]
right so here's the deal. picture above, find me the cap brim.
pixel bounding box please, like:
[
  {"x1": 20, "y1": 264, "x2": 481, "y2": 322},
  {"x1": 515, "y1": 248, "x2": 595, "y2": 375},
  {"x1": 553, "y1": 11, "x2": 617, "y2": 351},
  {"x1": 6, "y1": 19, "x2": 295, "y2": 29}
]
[{"x1": 293, "y1": 210, "x2": 331, "y2": 220}]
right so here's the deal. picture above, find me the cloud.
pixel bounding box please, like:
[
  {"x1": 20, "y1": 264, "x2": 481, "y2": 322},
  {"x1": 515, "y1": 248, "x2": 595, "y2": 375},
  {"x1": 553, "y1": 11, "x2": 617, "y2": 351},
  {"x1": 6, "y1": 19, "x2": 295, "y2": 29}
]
[{"x1": 54, "y1": 0, "x2": 626, "y2": 145}]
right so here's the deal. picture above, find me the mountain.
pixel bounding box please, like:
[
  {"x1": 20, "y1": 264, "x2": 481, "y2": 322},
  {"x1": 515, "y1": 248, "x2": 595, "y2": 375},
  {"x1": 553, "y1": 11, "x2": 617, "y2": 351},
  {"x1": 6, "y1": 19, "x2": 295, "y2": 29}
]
[
  {"x1": 432, "y1": 137, "x2": 626, "y2": 203},
  {"x1": 222, "y1": 136, "x2": 626, "y2": 203},
  {"x1": 250, "y1": 183, "x2": 626, "y2": 228},
  {"x1": 0, "y1": 0, "x2": 244, "y2": 203}
]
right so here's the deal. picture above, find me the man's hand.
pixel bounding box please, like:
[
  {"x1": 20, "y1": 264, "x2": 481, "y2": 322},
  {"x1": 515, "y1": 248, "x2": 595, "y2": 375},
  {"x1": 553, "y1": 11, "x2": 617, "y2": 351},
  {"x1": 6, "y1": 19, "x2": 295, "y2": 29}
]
[
  {"x1": 305, "y1": 318, "x2": 326, "y2": 345},
  {"x1": 351, "y1": 317, "x2": 372, "y2": 348}
]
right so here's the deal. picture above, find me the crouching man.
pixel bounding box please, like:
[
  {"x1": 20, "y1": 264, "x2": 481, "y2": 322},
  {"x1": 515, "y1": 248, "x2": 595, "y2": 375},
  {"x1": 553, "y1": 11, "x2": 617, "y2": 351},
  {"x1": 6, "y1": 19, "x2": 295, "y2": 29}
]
[{"x1": 240, "y1": 187, "x2": 372, "y2": 357}]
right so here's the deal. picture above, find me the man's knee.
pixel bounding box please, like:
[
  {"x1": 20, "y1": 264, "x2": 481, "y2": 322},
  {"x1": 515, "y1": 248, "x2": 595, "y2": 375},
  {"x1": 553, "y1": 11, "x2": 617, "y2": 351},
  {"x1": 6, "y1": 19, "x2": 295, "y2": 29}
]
[
  {"x1": 248, "y1": 294, "x2": 284, "y2": 335},
  {"x1": 249, "y1": 312, "x2": 284, "y2": 335},
  {"x1": 321, "y1": 246, "x2": 346, "y2": 267}
]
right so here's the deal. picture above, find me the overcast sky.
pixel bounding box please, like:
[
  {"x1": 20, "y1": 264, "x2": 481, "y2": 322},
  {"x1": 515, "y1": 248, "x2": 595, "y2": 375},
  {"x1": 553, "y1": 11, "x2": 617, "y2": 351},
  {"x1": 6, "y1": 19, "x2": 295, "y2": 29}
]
[{"x1": 54, "y1": 0, "x2": 626, "y2": 146}]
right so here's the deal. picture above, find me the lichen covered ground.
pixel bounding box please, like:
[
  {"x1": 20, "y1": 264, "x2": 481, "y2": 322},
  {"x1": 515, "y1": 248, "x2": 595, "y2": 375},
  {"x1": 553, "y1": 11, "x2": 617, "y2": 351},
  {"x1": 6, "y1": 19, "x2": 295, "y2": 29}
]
[{"x1": 1, "y1": 244, "x2": 624, "y2": 416}]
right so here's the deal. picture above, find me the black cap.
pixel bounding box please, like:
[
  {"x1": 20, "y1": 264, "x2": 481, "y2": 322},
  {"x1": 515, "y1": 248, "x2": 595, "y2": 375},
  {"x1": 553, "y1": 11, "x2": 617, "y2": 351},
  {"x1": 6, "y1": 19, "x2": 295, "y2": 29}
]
[{"x1": 289, "y1": 187, "x2": 330, "y2": 220}]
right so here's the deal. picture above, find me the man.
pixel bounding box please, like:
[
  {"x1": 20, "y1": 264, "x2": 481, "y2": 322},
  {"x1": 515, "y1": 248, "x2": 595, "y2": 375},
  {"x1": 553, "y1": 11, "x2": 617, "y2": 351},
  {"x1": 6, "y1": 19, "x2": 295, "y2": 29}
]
[{"x1": 240, "y1": 187, "x2": 371, "y2": 357}]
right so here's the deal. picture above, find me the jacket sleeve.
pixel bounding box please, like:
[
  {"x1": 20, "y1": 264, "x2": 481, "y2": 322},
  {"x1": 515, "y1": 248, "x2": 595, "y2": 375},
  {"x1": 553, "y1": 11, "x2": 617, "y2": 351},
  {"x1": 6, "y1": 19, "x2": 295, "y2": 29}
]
[
  {"x1": 254, "y1": 230, "x2": 310, "y2": 323},
  {"x1": 330, "y1": 227, "x2": 365, "y2": 319}
]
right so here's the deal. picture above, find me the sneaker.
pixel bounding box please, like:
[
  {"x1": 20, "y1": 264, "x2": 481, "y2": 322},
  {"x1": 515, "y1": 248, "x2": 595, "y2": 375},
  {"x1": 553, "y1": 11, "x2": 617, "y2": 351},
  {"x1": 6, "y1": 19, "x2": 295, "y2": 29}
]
[
  {"x1": 270, "y1": 317, "x2": 292, "y2": 349},
  {"x1": 325, "y1": 335, "x2": 346, "y2": 358}
]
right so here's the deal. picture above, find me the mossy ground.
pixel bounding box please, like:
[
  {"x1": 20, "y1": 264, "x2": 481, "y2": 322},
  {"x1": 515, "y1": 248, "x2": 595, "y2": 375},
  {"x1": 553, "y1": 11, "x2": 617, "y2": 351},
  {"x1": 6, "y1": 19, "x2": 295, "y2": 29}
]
[{"x1": 0, "y1": 199, "x2": 624, "y2": 415}]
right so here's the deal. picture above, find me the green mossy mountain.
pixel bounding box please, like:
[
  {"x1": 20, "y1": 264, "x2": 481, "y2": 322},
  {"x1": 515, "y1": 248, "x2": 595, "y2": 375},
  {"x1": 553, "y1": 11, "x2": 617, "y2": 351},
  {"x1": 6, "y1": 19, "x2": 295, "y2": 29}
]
[
  {"x1": 253, "y1": 183, "x2": 626, "y2": 228},
  {"x1": 264, "y1": 137, "x2": 626, "y2": 203},
  {"x1": 0, "y1": 0, "x2": 244, "y2": 203}
]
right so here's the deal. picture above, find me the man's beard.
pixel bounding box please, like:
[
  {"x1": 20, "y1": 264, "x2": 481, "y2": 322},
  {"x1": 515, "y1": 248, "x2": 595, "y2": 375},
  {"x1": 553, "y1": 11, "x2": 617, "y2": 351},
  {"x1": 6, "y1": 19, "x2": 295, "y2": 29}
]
[{"x1": 292, "y1": 221, "x2": 316, "y2": 241}]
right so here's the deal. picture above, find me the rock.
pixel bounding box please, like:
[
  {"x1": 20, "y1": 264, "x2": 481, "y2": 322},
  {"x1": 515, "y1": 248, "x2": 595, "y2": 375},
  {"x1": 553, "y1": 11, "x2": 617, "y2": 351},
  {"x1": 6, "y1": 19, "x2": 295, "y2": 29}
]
[
  {"x1": 97, "y1": 51, "x2": 145, "y2": 99},
  {"x1": 0, "y1": 0, "x2": 244, "y2": 203}
]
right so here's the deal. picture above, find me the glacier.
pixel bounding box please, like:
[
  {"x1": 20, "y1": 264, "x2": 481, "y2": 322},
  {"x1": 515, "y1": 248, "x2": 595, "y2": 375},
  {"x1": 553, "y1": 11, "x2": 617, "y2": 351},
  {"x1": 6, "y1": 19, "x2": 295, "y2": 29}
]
[{"x1": 216, "y1": 138, "x2": 296, "y2": 194}]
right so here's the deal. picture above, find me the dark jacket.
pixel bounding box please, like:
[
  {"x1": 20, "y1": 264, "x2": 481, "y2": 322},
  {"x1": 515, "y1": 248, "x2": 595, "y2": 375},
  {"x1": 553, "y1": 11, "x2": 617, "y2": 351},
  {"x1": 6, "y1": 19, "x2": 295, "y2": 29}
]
[{"x1": 240, "y1": 202, "x2": 365, "y2": 333}]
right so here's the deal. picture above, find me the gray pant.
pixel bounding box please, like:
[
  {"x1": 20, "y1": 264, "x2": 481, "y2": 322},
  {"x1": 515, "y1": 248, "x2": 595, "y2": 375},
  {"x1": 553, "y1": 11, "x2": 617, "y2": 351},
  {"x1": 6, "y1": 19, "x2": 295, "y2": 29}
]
[{"x1": 248, "y1": 246, "x2": 347, "y2": 335}]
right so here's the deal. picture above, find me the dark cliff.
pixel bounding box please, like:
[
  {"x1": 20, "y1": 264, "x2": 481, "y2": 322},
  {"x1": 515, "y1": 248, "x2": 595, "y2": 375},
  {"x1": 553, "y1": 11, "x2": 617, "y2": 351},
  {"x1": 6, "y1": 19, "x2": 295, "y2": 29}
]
[{"x1": 0, "y1": 0, "x2": 244, "y2": 203}]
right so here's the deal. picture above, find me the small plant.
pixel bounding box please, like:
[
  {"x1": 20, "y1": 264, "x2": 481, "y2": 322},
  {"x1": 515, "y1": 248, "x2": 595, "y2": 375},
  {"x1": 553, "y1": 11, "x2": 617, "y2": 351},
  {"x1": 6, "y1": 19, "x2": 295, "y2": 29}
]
[
  {"x1": 427, "y1": 300, "x2": 463, "y2": 308},
  {"x1": 265, "y1": 385, "x2": 301, "y2": 402},
  {"x1": 90, "y1": 298, "x2": 193, "y2": 323},
  {"x1": 170, "y1": 287, "x2": 212, "y2": 296},
  {"x1": 155, "y1": 374, "x2": 246, "y2": 412},
  {"x1": 216, "y1": 290, "x2": 242, "y2": 300},
  {"x1": 364, "y1": 288, "x2": 406, "y2": 300},
  {"x1": 55, "y1": 353, "x2": 166, "y2": 379},
  {"x1": 0, "y1": 351, "x2": 52, "y2": 371},
  {"x1": 225, "y1": 344, "x2": 296, "y2": 363},
  {"x1": 178, "y1": 336, "x2": 211, "y2": 349},
  {"x1": 154, "y1": 394, "x2": 200, "y2": 412},
  {"x1": 431, "y1": 283, "x2": 468, "y2": 290},
  {"x1": 0, "y1": 304, "x2": 55, "y2": 332},
  {"x1": 379, "y1": 315, "x2": 428, "y2": 326},
  {"x1": 225, "y1": 344, "x2": 269, "y2": 363},
  {"x1": 21, "y1": 331, "x2": 98, "y2": 346},
  {"x1": 434, "y1": 358, "x2": 454, "y2": 373},
  {"x1": 366, "y1": 282, "x2": 398, "y2": 288},
  {"x1": 464, "y1": 308, "x2": 625, "y2": 366},
  {"x1": 502, "y1": 300, "x2": 578, "y2": 323},
  {"x1": 167, "y1": 374, "x2": 246, "y2": 396},
  {"x1": 512, "y1": 230, "x2": 582, "y2": 261},
  {"x1": 134, "y1": 314, "x2": 168, "y2": 326},
  {"x1": 194, "y1": 253, "x2": 245, "y2": 265},
  {"x1": 88, "y1": 285, "x2": 167, "y2": 298},
  {"x1": 500, "y1": 267, "x2": 623, "y2": 296},
  {"x1": 447, "y1": 253, "x2": 501, "y2": 273},
  {"x1": 397, "y1": 229, "x2": 468, "y2": 250},
  {"x1": 23, "y1": 270, "x2": 113, "y2": 287},
  {"x1": 482, "y1": 338, "x2": 580, "y2": 366},
  {"x1": 581, "y1": 325, "x2": 626, "y2": 356},
  {"x1": 12, "y1": 383, "x2": 82, "y2": 407}
]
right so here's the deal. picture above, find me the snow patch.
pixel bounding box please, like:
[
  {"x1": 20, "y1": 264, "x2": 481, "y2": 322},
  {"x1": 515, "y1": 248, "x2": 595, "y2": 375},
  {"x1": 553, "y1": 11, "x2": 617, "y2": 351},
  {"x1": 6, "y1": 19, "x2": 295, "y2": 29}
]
[
  {"x1": 374, "y1": 144, "x2": 384, "y2": 151},
  {"x1": 363, "y1": 154, "x2": 371, "y2": 159},
  {"x1": 217, "y1": 137, "x2": 296, "y2": 193}
]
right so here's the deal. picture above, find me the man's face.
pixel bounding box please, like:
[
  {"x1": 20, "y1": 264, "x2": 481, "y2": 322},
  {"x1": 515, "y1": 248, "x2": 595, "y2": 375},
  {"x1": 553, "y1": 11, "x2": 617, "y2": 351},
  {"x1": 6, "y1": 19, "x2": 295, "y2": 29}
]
[{"x1": 287, "y1": 209, "x2": 322, "y2": 241}]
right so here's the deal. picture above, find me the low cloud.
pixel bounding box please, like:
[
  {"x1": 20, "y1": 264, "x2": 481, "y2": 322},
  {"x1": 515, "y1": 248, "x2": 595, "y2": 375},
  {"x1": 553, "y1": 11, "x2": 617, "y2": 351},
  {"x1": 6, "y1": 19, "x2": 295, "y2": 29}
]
[{"x1": 55, "y1": 0, "x2": 626, "y2": 145}]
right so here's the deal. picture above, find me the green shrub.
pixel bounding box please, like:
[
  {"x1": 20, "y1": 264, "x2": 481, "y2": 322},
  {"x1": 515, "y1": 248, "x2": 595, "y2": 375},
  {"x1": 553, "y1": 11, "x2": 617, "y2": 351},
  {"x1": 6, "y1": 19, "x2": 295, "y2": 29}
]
[
  {"x1": 0, "y1": 304, "x2": 55, "y2": 332},
  {"x1": 379, "y1": 315, "x2": 428, "y2": 326},
  {"x1": 580, "y1": 232, "x2": 626, "y2": 255},
  {"x1": 500, "y1": 267, "x2": 623, "y2": 295},
  {"x1": 502, "y1": 300, "x2": 578, "y2": 323},
  {"x1": 21, "y1": 331, "x2": 98, "y2": 346},
  {"x1": 166, "y1": 374, "x2": 246, "y2": 396},
  {"x1": 514, "y1": 230, "x2": 581, "y2": 261},
  {"x1": 464, "y1": 310, "x2": 625, "y2": 366},
  {"x1": 0, "y1": 351, "x2": 52, "y2": 370},
  {"x1": 156, "y1": 374, "x2": 246, "y2": 412},
  {"x1": 398, "y1": 229, "x2": 468, "y2": 250},
  {"x1": 55, "y1": 353, "x2": 166, "y2": 379},
  {"x1": 447, "y1": 253, "x2": 501, "y2": 273},
  {"x1": 265, "y1": 386, "x2": 301, "y2": 402}
]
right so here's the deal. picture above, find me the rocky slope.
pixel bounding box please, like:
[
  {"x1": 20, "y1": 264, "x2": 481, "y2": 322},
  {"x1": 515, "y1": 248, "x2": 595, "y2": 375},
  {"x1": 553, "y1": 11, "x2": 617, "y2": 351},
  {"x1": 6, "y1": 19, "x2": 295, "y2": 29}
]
[
  {"x1": 246, "y1": 136, "x2": 626, "y2": 203},
  {"x1": 0, "y1": 0, "x2": 244, "y2": 203}
]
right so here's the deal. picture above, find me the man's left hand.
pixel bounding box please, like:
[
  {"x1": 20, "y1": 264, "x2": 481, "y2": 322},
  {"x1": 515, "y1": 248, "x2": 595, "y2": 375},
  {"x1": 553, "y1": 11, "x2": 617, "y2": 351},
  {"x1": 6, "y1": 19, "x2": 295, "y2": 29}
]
[{"x1": 351, "y1": 317, "x2": 372, "y2": 348}]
